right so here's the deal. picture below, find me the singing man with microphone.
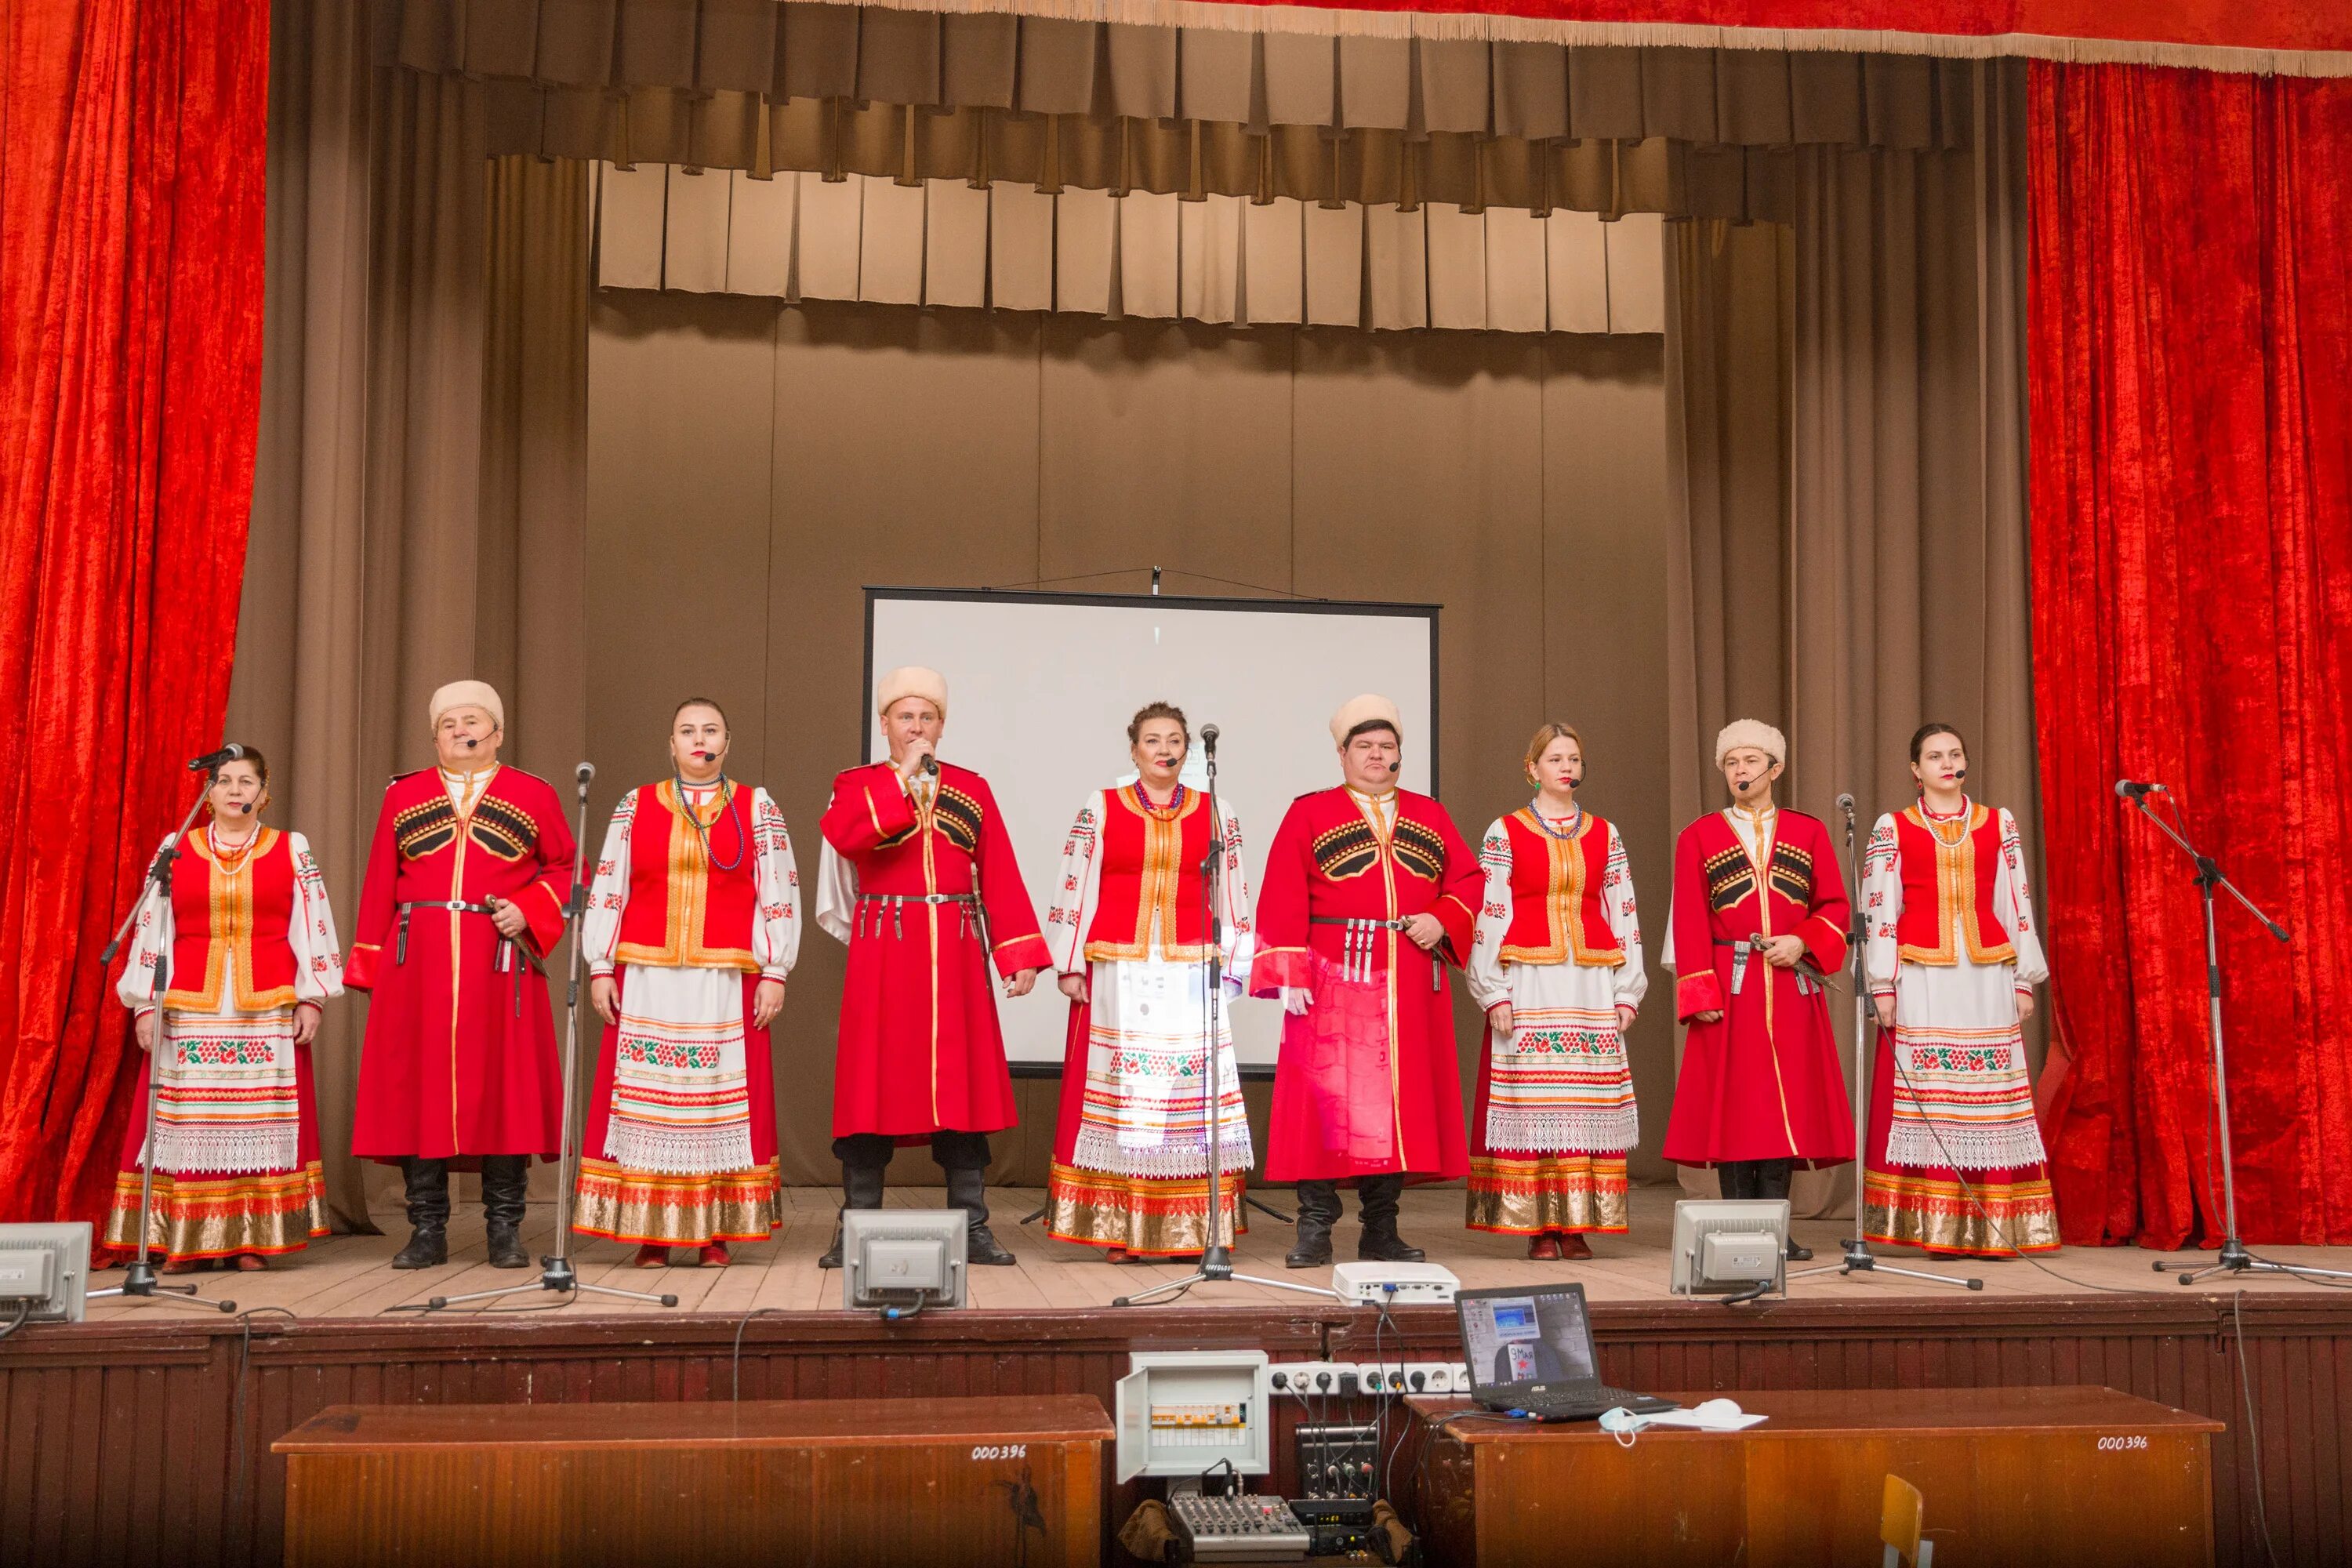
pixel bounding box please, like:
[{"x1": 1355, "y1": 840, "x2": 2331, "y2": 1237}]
[
  {"x1": 1251, "y1": 695, "x2": 1482, "y2": 1269},
  {"x1": 1659, "y1": 720, "x2": 1854, "y2": 1258},
  {"x1": 346, "y1": 681, "x2": 576, "y2": 1270},
  {"x1": 813, "y1": 666, "x2": 1051, "y2": 1269}
]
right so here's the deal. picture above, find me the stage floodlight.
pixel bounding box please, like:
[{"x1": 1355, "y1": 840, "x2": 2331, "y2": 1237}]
[
  {"x1": 1670, "y1": 1200, "x2": 1788, "y2": 1299},
  {"x1": 0, "y1": 1221, "x2": 93, "y2": 1327},
  {"x1": 841, "y1": 1209, "x2": 967, "y2": 1312}
]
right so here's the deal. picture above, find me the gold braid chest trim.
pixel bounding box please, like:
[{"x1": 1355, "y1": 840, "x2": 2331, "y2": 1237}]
[
  {"x1": 931, "y1": 784, "x2": 984, "y2": 854},
  {"x1": 394, "y1": 797, "x2": 459, "y2": 861},
  {"x1": 1766, "y1": 840, "x2": 1813, "y2": 906},
  {"x1": 468, "y1": 793, "x2": 537, "y2": 862},
  {"x1": 1312, "y1": 818, "x2": 1381, "y2": 881},
  {"x1": 1391, "y1": 817, "x2": 1446, "y2": 883},
  {"x1": 1703, "y1": 843, "x2": 1755, "y2": 910}
]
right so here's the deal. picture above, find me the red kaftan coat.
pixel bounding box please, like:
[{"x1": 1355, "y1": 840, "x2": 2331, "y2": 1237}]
[
  {"x1": 1251, "y1": 786, "x2": 1480, "y2": 1183},
  {"x1": 346, "y1": 767, "x2": 575, "y2": 1163},
  {"x1": 1660, "y1": 806, "x2": 1855, "y2": 1167},
  {"x1": 817, "y1": 762, "x2": 1052, "y2": 1138}
]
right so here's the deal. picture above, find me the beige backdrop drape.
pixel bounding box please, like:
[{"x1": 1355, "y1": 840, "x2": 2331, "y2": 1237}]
[
  {"x1": 231, "y1": 1, "x2": 2030, "y2": 1232},
  {"x1": 1661, "y1": 58, "x2": 2032, "y2": 1216},
  {"x1": 231, "y1": 0, "x2": 590, "y2": 1229}
]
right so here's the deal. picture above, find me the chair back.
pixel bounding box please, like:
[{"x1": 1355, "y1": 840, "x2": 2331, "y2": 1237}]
[{"x1": 1880, "y1": 1474, "x2": 1929, "y2": 1567}]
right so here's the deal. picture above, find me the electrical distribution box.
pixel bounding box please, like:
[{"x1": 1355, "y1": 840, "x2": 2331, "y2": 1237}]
[{"x1": 1115, "y1": 1350, "x2": 1272, "y2": 1481}]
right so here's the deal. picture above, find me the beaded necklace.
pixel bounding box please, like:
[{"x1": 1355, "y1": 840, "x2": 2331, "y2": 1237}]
[
  {"x1": 1527, "y1": 797, "x2": 1584, "y2": 840},
  {"x1": 1922, "y1": 795, "x2": 1972, "y2": 848},
  {"x1": 206, "y1": 820, "x2": 260, "y2": 876},
  {"x1": 1133, "y1": 780, "x2": 1187, "y2": 821},
  {"x1": 675, "y1": 773, "x2": 746, "y2": 873}
]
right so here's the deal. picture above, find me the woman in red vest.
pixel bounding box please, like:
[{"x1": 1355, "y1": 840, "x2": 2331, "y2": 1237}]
[
  {"x1": 99, "y1": 750, "x2": 344, "y2": 1271},
  {"x1": 1465, "y1": 724, "x2": 1647, "y2": 1259},
  {"x1": 1040, "y1": 702, "x2": 1255, "y2": 1262},
  {"x1": 1860, "y1": 724, "x2": 2056, "y2": 1258},
  {"x1": 575, "y1": 699, "x2": 801, "y2": 1267}
]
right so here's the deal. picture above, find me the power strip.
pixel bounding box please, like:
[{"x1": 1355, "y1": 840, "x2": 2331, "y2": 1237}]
[{"x1": 1271, "y1": 1360, "x2": 1361, "y2": 1400}]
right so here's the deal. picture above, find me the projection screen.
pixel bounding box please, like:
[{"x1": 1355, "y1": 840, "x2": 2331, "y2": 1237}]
[{"x1": 862, "y1": 588, "x2": 1440, "y2": 1069}]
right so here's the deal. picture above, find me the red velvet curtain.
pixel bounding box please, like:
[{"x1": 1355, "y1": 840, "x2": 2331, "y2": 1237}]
[
  {"x1": 2030, "y1": 61, "x2": 2352, "y2": 1249},
  {"x1": 0, "y1": 1, "x2": 269, "y2": 1225}
]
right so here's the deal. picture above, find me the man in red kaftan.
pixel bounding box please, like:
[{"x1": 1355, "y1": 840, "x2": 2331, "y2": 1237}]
[
  {"x1": 1661, "y1": 719, "x2": 1854, "y2": 1259},
  {"x1": 347, "y1": 681, "x2": 574, "y2": 1269},
  {"x1": 815, "y1": 666, "x2": 1050, "y2": 1267},
  {"x1": 1250, "y1": 695, "x2": 1481, "y2": 1268}
]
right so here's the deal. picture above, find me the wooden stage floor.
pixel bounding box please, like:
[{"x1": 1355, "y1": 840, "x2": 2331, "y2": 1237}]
[{"x1": 85, "y1": 1181, "x2": 2352, "y2": 1319}]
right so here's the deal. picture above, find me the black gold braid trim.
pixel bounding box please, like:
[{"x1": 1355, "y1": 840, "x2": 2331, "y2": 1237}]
[
  {"x1": 468, "y1": 794, "x2": 537, "y2": 862},
  {"x1": 394, "y1": 797, "x2": 458, "y2": 861},
  {"x1": 1703, "y1": 844, "x2": 1755, "y2": 910},
  {"x1": 1392, "y1": 818, "x2": 1446, "y2": 882},
  {"x1": 1767, "y1": 840, "x2": 1813, "y2": 905},
  {"x1": 1312, "y1": 819, "x2": 1380, "y2": 881},
  {"x1": 933, "y1": 785, "x2": 983, "y2": 854}
]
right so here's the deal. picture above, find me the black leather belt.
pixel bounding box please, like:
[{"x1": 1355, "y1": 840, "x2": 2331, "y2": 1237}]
[
  {"x1": 1310, "y1": 916, "x2": 1439, "y2": 988},
  {"x1": 394, "y1": 898, "x2": 536, "y2": 1011},
  {"x1": 857, "y1": 891, "x2": 978, "y2": 939}
]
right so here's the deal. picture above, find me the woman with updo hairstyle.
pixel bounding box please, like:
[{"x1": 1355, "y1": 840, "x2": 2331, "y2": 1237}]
[
  {"x1": 98, "y1": 749, "x2": 345, "y2": 1272},
  {"x1": 1857, "y1": 723, "x2": 2057, "y2": 1258},
  {"x1": 1463, "y1": 723, "x2": 1647, "y2": 1259},
  {"x1": 1039, "y1": 701, "x2": 1257, "y2": 1262}
]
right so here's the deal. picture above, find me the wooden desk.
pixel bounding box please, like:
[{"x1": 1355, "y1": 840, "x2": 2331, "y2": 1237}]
[
  {"x1": 1405, "y1": 1385, "x2": 2221, "y2": 1568},
  {"x1": 273, "y1": 1394, "x2": 1111, "y2": 1568}
]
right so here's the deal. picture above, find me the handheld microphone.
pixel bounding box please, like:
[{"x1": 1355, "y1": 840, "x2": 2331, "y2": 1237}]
[
  {"x1": 187, "y1": 744, "x2": 245, "y2": 772},
  {"x1": 923, "y1": 753, "x2": 939, "y2": 777},
  {"x1": 2114, "y1": 779, "x2": 2165, "y2": 800}
]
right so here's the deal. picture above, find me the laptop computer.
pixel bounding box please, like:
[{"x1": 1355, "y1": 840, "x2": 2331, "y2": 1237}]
[{"x1": 1455, "y1": 1282, "x2": 1678, "y2": 1422}]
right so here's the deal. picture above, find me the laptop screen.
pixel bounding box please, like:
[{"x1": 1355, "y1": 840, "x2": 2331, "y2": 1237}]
[{"x1": 1457, "y1": 1285, "x2": 1600, "y2": 1393}]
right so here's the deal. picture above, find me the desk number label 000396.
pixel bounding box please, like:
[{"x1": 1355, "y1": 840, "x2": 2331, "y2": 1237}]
[
  {"x1": 2097, "y1": 1435, "x2": 2149, "y2": 1451},
  {"x1": 972, "y1": 1444, "x2": 1028, "y2": 1461}
]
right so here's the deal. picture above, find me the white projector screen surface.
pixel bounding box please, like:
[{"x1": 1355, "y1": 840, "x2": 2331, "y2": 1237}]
[{"x1": 863, "y1": 590, "x2": 1439, "y2": 1069}]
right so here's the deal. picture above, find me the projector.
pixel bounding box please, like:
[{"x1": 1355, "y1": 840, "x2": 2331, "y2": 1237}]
[{"x1": 1330, "y1": 1261, "x2": 1460, "y2": 1305}]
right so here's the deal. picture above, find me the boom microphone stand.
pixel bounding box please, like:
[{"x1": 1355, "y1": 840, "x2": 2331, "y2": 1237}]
[
  {"x1": 88, "y1": 768, "x2": 240, "y2": 1314},
  {"x1": 1790, "y1": 793, "x2": 1980, "y2": 1289},
  {"x1": 2123, "y1": 784, "x2": 2343, "y2": 1284},
  {"x1": 1118, "y1": 725, "x2": 1339, "y2": 1308},
  {"x1": 413, "y1": 762, "x2": 677, "y2": 1312}
]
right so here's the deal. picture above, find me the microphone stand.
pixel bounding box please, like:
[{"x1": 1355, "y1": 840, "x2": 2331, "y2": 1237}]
[
  {"x1": 1791, "y1": 797, "x2": 1980, "y2": 1289},
  {"x1": 2127, "y1": 791, "x2": 2339, "y2": 1283},
  {"x1": 87, "y1": 781, "x2": 239, "y2": 1313},
  {"x1": 1117, "y1": 728, "x2": 1339, "y2": 1308},
  {"x1": 409, "y1": 762, "x2": 678, "y2": 1312}
]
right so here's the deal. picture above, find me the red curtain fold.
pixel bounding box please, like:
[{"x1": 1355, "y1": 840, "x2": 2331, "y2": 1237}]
[
  {"x1": 0, "y1": 0, "x2": 270, "y2": 1225},
  {"x1": 2029, "y1": 60, "x2": 2352, "y2": 1249}
]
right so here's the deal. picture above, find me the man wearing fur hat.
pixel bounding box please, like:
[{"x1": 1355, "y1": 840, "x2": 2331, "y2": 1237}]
[
  {"x1": 1252, "y1": 695, "x2": 1483, "y2": 1268},
  {"x1": 815, "y1": 666, "x2": 1051, "y2": 1268},
  {"x1": 347, "y1": 681, "x2": 576, "y2": 1269},
  {"x1": 1660, "y1": 720, "x2": 1854, "y2": 1258}
]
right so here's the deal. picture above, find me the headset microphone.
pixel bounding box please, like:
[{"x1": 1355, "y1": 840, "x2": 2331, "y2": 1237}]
[
  {"x1": 463, "y1": 737, "x2": 481, "y2": 750},
  {"x1": 1955, "y1": 768, "x2": 1968, "y2": 782}
]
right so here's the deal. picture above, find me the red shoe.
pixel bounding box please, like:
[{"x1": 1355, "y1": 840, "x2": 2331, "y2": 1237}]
[
  {"x1": 697, "y1": 1242, "x2": 730, "y2": 1268},
  {"x1": 631, "y1": 1245, "x2": 672, "y2": 1269},
  {"x1": 233, "y1": 1253, "x2": 269, "y2": 1272},
  {"x1": 160, "y1": 1256, "x2": 204, "y2": 1275},
  {"x1": 1104, "y1": 1247, "x2": 1134, "y2": 1265},
  {"x1": 1527, "y1": 1233, "x2": 1563, "y2": 1261},
  {"x1": 1558, "y1": 1232, "x2": 1594, "y2": 1260}
]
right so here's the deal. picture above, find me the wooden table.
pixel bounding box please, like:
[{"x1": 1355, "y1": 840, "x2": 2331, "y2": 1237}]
[
  {"x1": 273, "y1": 1393, "x2": 1112, "y2": 1568},
  {"x1": 1404, "y1": 1385, "x2": 2222, "y2": 1567}
]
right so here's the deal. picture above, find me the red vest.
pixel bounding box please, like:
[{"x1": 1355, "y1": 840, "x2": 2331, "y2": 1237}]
[
  {"x1": 612, "y1": 782, "x2": 764, "y2": 971},
  {"x1": 1496, "y1": 810, "x2": 1624, "y2": 967},
  {"x1": 1892, "y1": 804, "x2": 2016, "y2": 966},
  {"x1": 162, "y1": 827, "x2": 299, "y2": 1011},
  {"x1": 1083, "y1": 786, "x2": 1215, "y2": 963}
]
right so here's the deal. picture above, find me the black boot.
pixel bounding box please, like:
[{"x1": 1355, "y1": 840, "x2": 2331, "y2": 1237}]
[
  {"x1": 481, "y1": 1155, "x2": 531, "y2": 1268},
  {"x1": 1752, "y1": 1159, "x2": 1809, "y2": 1260},
  {"x1": 947, "y1": 1164, "x2": 1017, "y2": 1266},
  {"x1": 818, "y1": 1161, "x2": 887, "y2": 1270},
  {"x1": 390, "y1": 1157, "x2": 450, "y2": 1269},
  {"x1": 1287, "y1": 1181, "x2": 1341, "y2": 1269},
  {"x1": 1718, "y1": 1161, "x2": 1756, "y2": 1201},
  {"x1": 1356, "y1": 1174, "x2": 1425, "y2": 1263}
]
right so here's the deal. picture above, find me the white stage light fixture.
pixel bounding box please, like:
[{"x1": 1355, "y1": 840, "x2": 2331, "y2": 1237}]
[
  {"x1": 0, "y1": 1222, "x2": 92, "y2": 1328},
  {"x1": 841, "y1": 1210, "x2": 967, "y2": 1313},
  {"x1": 1670, "y1": 1200, "x2": 1790, "y2": 1300}
]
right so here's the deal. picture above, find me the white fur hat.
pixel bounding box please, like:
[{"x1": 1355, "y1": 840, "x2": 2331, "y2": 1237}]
[
  {"x1": 1330, "y1": 694, "x2": 1403, "y2": 746},
  {"x1": 877, "y1": 665, "x2": 948, "y2": 719},
  {"x1": 428, "y1": 679, "x2": 504, "y2": 733},
  {"x1": 1714, "y1": 718, "x2": 1787, "y2": 768}
]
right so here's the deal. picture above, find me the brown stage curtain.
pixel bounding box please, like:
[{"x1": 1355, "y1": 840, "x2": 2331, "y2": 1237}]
[
  {"x1": 385, "y1": 0, "x2": 1971, "y2": 218},
  {"x1": 230, "y1": 0, "x2": 589, "y2": 1230},
  {"x1": 1661, "y1": 58, "x2": 2031, "y2": 1218}
]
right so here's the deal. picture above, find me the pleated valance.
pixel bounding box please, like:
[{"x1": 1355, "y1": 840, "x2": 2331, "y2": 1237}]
[{"x1": 387, "y1": 0, "x2": 1976, "y2": 216}]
